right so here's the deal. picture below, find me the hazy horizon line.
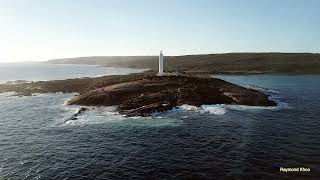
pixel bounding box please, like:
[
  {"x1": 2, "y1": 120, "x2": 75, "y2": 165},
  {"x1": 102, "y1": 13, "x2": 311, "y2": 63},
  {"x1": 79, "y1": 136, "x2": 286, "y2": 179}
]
[{"x1": 1, "y1": 51, "x2": 319, "y2": 63}]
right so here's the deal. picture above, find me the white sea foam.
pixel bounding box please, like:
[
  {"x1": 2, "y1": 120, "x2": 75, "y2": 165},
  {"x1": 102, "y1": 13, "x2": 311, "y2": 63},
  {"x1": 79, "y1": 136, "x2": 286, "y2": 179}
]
[
  {"x1": 62, "y1": 106, "x2": 125, "y2": 126},
  {"x1": 178, "y1": 104, "x2": 227, "y2": 115},
  {"x1": 177, "y1": 99, "x2": 289, "y2": 115},
  {"x1": 200, "y1": 105, "x2": 227, "y2": 115},
  {"x1": 60, "y1": 94, "x2": 288, "y2": 127},
  {"x1": 63, "y1": 93, "x2": 80, "y2": 105},
  {"x1": 244, "y1": 84, "x2": 281, "y2": 94},
  {"x1": 0, "y1": 92, "x2": 18, "y2": 97},
  {"x1": 225, "y1": 104, "x2": 277, "y2": 111},
  {"x1": 245, "y1": 84, "x2": 267, "y2": 91},
  {"x1": 268, "y1": 89, "x2": 281, "y2": 93},
  {"x1": 60, "y1": 103, "x2": 183, "y2": 127},
  {"x1": 179, "y1": 104, "x2": 200, "y2": 111},
  {"x1": 270, "y1": 97, "x2": 291, "y2": 109}
]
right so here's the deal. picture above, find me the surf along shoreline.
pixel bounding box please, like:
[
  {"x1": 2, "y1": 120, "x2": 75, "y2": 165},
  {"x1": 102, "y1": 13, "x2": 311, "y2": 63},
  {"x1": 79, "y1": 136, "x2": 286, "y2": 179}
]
[{"x1": 0, "y1": 70, "x2": 276, "y2": 117}]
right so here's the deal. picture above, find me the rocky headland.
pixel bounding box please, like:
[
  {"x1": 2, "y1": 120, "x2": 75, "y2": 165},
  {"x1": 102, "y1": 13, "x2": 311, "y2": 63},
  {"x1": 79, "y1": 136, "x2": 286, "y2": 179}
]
[
  {"x1": 0, "y1": 71, "x2": 276, "y2": 116},
  {"x1": 47, "y1": 53, "x2": 320, "y2": 74}
]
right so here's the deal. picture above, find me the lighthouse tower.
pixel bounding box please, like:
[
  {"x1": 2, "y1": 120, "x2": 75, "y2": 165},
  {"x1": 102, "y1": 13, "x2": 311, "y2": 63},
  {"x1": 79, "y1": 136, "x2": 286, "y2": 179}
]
[{"x1": 158, "y1": 50, "x2": 164, "y2": 76}]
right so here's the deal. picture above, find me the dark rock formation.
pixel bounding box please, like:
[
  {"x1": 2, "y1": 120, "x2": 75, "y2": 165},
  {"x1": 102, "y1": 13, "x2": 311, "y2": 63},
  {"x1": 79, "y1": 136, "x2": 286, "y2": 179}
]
[
  {"x1": 0, "y1": 71, "x2": 277, "y2": 117},
  {"x1": 0, "y1": 71, "x2": 151, "y2": 96},
  {"x1": 68, "y1": 107, "x2": 88, "y2": 120},
  {"x1": 67, "y1": 75, "x2": 277, "y2": 116}
]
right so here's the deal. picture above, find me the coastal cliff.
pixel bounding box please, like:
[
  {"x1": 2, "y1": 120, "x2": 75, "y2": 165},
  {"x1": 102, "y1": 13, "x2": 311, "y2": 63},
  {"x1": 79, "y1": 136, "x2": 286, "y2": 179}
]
[{"x1": 0, "y1": 71, "x2": 276, "y2": 116}]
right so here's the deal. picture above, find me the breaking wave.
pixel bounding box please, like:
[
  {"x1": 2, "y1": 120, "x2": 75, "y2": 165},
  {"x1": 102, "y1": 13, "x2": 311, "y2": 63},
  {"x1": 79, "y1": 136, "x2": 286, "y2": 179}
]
[
  {"x1": 60, "y1": 105, "x2": 124, "y2": 126},
  {"x1": 61, "y1": 105, "x2": 182, "y2": 127},
  {"x1": 59, "y1": 83, "x2": 289, "y2": 125},
  {"x1": 0, "y1": 92, "x2": 18, "y2": 97},
  {"x1": 178, "y1": 104, "x2": 227, "y2": 115},
  {"x1": 177, "y1": 99, "x2": 289, "y2": 115},
  {"x1": 244, "y1": 84, "x2": 281, "y2": 94}
]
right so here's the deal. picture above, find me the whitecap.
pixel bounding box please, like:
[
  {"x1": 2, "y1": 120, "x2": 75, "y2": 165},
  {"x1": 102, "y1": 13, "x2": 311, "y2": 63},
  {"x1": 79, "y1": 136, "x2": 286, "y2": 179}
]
[
  {"x1": 0, "y1": 92, "x2": 18, "y2": 97},
  {"x1": 244, "y1": 84, "x2": 268, "y2": 91},
  {"x1": 59, "y1": 104, "x2": 183, "y2": 127},
  {"x1": 62, "y1": 107, "x2": 126, "y2": 126},
  {"x1": 225, "y1": 104, "x2": 277, "y2": 111},
  {"x1": 177, "y1": 104, "x2": 227, "y2": 115},
  {"x1": 200, "y1": 105, "x2": 227, "y2": 115},
  {"x1": 244, "y1": 84, "x2": 281, "y2": 94},
  {"x1": 63, "y1": 93, "x2": 80, "y2": 105},
  {"x1": 177, "y1": 100, "x2": 290, "y2": 115},
  {"x1": 268, "y1": 89, "x2": 281, "y2": 93},
  {"x1": 179, "y1": 104, "x2": 200, "y2": 111}
]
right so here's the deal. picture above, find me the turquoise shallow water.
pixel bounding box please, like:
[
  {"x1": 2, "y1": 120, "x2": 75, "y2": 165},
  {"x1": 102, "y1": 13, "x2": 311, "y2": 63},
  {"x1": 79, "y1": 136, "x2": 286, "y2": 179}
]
[{"x1": 0, "y1": 74, "x2": 319, "y2": 179}]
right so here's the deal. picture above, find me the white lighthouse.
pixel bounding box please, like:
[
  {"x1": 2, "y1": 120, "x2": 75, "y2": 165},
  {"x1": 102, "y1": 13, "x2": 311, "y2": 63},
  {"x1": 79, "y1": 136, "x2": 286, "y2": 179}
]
[{"x1": 158, "y1": 50, "x2": 164, "y2": 76}]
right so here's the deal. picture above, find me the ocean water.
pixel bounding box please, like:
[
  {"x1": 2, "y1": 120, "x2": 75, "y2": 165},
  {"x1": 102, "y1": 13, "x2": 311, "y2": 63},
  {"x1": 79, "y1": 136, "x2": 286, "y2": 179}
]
[
  {"x1": 0, "y1": 73, "x2": 319, "y2": 179},
  {"x1": 0, "y1": 63, "x2": 146, "y2": 83}
]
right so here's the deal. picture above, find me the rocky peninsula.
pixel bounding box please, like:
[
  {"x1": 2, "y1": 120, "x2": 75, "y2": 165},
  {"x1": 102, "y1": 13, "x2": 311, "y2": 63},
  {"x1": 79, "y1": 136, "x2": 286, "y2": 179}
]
[{"x1": 0, "y1": 71, "x2": 276, "y2": 116}]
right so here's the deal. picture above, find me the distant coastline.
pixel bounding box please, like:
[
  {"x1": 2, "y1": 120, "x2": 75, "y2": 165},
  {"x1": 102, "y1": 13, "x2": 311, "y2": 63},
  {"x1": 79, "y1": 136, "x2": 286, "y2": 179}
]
[
  {"x1": 0, "y1": 63, "x2": 146, "y2": 84},
  {"x1": 46, "y1": 52, "x2": 320, "y2": 74}
]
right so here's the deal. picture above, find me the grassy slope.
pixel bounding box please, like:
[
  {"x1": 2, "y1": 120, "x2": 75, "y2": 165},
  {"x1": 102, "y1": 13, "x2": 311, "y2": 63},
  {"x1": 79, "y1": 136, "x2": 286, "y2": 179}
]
[{"x1": 47, "y1": 53, "x2": 320, "y2": 74}]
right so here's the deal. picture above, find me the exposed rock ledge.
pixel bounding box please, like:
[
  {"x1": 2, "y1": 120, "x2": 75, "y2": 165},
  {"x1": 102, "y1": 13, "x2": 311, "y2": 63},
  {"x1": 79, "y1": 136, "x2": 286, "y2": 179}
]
[
  {"x1": 66, "y1": 74, "x2": 276, "y2": 116},
  {"x1": 0, "y1": 72, "x2": 276, "y2": 116}
]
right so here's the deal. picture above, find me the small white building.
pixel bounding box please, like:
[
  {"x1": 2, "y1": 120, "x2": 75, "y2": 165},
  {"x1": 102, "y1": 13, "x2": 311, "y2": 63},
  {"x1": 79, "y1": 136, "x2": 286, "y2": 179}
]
[{"x1": 158, "y1": 50, "x2": 164, "y2": 76}]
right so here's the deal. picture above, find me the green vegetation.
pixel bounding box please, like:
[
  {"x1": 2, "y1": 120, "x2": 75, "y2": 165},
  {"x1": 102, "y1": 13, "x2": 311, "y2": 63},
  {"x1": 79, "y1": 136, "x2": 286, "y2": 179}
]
[{"x1": 47, "y1": 53, "x2": 320, "y2": 74}]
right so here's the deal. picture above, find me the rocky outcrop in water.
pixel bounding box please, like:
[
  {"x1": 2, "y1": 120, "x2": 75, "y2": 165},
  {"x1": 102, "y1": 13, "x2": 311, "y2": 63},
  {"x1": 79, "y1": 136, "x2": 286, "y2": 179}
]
[
  {"x1": 66, "y1": 75, "x2": 276, "y2": 116},
  {"x1": 0, "y1": 71, "x2": 276, "y2": 116},
  {"x1": 68, "y1": 107, "x2": 88, "y2": 120}
]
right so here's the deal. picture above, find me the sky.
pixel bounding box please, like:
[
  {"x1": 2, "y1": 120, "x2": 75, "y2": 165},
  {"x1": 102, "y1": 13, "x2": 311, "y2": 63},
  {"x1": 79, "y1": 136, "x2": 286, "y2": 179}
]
[{"x1": 0, "y1": 0, "x2": 319, "y2": 62}]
